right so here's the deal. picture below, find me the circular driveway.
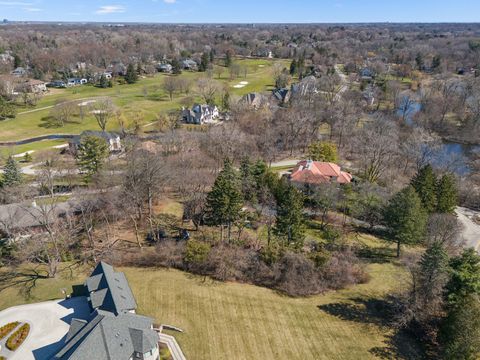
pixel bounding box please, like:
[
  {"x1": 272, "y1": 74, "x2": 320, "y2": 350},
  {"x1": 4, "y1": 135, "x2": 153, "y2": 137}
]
[{"x1": 0, "y1": 297, "x2": 90, "y2": 360}]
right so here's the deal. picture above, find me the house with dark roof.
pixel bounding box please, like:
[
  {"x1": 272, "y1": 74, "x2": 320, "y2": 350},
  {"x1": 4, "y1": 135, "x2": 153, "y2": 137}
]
[
  {"x1": 52, "y1": 262, "x2": 160, "y2": 360},
  {"x1": 182, "y1": 104, "x2": 219, "y2": 125}
]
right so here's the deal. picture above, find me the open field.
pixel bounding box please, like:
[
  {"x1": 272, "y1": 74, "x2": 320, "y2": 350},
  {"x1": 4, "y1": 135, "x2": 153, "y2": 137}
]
[
  {"x1": 0, "y1": 59, "x2": 285, "y2": 143},
  {"x1": 0, "y1": 254, "x2": 414, "y2": 360}
]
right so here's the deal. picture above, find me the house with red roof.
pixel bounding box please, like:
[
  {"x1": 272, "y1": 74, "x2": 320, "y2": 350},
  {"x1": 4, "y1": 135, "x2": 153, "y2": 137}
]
[{"x1": 289, "y1": 160, "x2": 353, "y2": 185}]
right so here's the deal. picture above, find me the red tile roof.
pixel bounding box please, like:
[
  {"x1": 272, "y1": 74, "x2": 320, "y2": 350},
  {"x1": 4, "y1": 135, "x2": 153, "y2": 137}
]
[{"x1": 290, "y1": 160, "x2": 353, "y2": 185}]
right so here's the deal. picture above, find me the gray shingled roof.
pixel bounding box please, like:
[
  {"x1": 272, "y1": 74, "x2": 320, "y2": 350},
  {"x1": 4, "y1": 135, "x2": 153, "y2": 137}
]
[
  {"x1": 53, "y1": 263, "x2": 157, "y2": 360},
  {"x1": 86, "y1": 262, "x2": 137, "y2": 315}
]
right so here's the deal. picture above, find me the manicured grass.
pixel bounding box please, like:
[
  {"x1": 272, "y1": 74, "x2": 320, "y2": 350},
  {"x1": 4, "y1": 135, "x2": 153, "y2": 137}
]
[
  {"x1": 0, "y1": 139, "x2": 67, "y2": 159},
  {"x1": 0, "y1": 260, "x2": 411, "y2": 360},
  {"x1": 0, "y1": 59, "x2": 288, "y2": 142}
]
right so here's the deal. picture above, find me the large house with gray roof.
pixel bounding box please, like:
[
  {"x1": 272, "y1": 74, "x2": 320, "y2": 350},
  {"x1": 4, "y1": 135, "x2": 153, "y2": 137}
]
[{"x1": 52, "y1": 262, "x2": 160, "y2": 360}]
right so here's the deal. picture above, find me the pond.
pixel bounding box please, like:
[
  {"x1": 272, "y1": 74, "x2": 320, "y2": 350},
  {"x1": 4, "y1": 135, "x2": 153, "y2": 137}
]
[{"x1": 397, "y1": 97, "x2": 478, "y2": 175}]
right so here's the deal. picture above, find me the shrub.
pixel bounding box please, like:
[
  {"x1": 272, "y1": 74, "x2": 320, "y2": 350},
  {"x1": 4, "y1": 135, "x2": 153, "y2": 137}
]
[
  {"x1": 184, "y1": 239, "x2": 211, "y2": 271},
  {"x1": 6, "y1": 322, "x2": 30, "y2": 351},
  {"x1": 0, "y1": 321, "x2": 19, "y2": 340}
]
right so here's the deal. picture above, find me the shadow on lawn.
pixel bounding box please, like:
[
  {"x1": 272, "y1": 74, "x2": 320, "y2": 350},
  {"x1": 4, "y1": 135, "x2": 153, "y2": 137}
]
[
  {"x1": 0, "y1": 268, "x2": 49, "y2": 299},
  {"x1": 318, "y1": 297, "x2": 425, "y2": 359}
]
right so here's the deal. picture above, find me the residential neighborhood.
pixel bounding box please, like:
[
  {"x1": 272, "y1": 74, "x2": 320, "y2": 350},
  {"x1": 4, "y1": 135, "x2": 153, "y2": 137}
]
[{"x1": 0, "y1": 2, "x2": 479, "y2": 360}]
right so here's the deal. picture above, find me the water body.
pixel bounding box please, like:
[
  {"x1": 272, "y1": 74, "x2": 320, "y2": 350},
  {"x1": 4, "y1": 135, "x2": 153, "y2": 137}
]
[{"x1": 397, "y1": 97, "x2": 477, "y2": 175}]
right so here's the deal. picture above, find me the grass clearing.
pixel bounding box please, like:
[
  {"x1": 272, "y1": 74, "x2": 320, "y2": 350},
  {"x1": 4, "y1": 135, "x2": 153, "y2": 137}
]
[
  {"x1": 0, "y1": 59, "x2": 288, "y2": 142},
  {"x1": 0, "y1": 259, "x2": 412, "y2": 360}
]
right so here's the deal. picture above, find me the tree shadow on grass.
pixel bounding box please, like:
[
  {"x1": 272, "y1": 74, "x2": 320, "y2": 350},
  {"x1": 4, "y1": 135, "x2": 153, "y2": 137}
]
[
  {"x1": 38, "y1": 115, "x2": 64, "y2": 129},
  {"x1": 0, "y1": 267, "x2": 49, "y2": 299},
  {"x1": 318, "y1": 297, "x2": 425, "y2": 359}
]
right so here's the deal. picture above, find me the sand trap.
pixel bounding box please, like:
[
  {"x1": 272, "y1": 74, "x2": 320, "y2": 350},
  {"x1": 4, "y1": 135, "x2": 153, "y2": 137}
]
[
  {"x1": 53, "y1": 143, "x2": 69, "y2": 149},
  {"x1": 258, "y1": 65, "x2": 265, "y2": 67},
  {"x1": 13, "y1": 150, "x2": 35, "y2": 158},
  {"x1": 233, "y1": 81, "x2": 249, "y2": 88},
  {"x1": 78, "y1": 100, "x2": 96, "y2": 107}
]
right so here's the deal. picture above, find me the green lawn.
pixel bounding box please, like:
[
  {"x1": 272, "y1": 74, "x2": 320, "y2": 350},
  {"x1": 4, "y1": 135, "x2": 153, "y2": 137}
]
[
  {"x1": 0, "y1": 59, "x2": 286, "y2": 143},
  {"x1": 0, "y1": 258, "x2": 413, "y2": 360}
]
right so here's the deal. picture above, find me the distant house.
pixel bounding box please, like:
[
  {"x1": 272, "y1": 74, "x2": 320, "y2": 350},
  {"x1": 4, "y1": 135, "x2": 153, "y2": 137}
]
[
  {"x1": 17, "y1": 79, "x2": 47, "y2": 93},
  {"x1": 11, "y1": 66, "x2": 27, "y2": 77},
  {"x1": 70, "y1": 131, "x2": 122, "y2": 154},
  {"x1": 47, "y1": 80, "x2": 67, "y2": 88},
  {"x1": 289, "y1": 160, "x2": 353, "y2": 186},
  {"x1": 241, "y1": 92, "x2": 269, "y2": 109},
  {"x1": 181, "y1": 59, "x2": 198, "y2": 71},
  {"x1": 182, "y1": 104, "x2": 219, "y2": 125},
  {"x1": 0, "y1": 52, "x2": 14, "y2": 63},
  {"x1": 290, "y1": 75, "x2": 319, "y2": 98},
  {"x1": 52, "y1": 262, "x2": 161, "y2": 360},
  {"x1": 272, "y1": 88, "x2": 291, "y2": 104},
  {"x1": 255, "y1": 48, "x2": 273, "y2": 58},
  {"x1": 67, "y1": 78, "x2": 88, "y2": 86},
  {"x1": 360, "y1": 67, "x2": 374, "y2": 81},
  {"x1": 157, "y1": 63, "x2": 172, "y2": 73}
]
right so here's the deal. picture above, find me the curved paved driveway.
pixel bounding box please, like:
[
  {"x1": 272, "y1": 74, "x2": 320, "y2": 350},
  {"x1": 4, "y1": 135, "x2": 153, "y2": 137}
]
[{"x1": 0, "y1": 297, "x2": 90, "y2": 360}]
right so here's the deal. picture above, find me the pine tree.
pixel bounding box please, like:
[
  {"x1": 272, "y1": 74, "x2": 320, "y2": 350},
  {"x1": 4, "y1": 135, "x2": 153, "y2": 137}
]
[
  {"x1": 0, "y1": 156, "x2": 22, "y2": 187},
  {"x1": 411, "y1": 164, "x2": 437, "y2": 214},
  {"x1": 240, "y1": 157, "x2": 256, "y2": 203},
  {"x1": 221, "y1": 90, "x2": 230, "y2": 111},
  {"x1": 199, "y1": 52, "x2": 210, "y2": 72},
  {"x1": 209, "y1": 49, "x2": 215, "y2": 63},
  {"x1": 171, "y1": 58, "x2": 182, "y2": 75},
  {"x1": 274, "y1": 182, "x2": 305, "y2": 247},
  {"x1": 125, "y1": 63, "x2": 138, "y2": 84},
  {"x1": 289, "y1": 59, "x2": 297, "y2": 76},
  {"x1": 384, "y1": 186, "x2": 427, "y2": 257},
  {"x1": 440, "y1": 294, "x2": 480, "y2": 360},
  {"x1": 0, "y1": 97, "x2": 16, "y2": 120},
  {"x1": 204, "y1": 160, "x2": 243, "y2": 242},
  {"x1": 445, "y1": 248, "x2": 480, "y2": 306},
  {"x1": 76, "y1": 135, "x2": 109, "y2": 183},
  {"x1": 225, "y1": 50, "x2": 233, "y2": 67},
  {"x1": 436, "y1": 173, "x2": 457, "y2": 213},
  {"x1": 98, "y1": 74, "x2": 109, "y2": 88}
]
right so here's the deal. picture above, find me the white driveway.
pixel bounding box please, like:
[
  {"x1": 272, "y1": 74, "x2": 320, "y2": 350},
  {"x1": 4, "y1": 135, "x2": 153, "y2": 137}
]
[
  {"x1": 0, "y1": 297, "x2": 90, "y2": 360},
  {"x1": 456, "y1": 207, "x2": 480, "y2": 252}
]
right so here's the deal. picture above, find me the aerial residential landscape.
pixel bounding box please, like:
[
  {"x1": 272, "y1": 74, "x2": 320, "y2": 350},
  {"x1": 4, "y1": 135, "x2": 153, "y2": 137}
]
[{"x1": 0, "y1": 1, "x2": 479, "y2": 359}]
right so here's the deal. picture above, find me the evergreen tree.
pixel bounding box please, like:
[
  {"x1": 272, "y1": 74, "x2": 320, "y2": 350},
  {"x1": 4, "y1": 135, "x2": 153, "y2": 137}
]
[
  {"x1": 417, "y1": 242, "x2": 449, "y2": 309},
  {"x1": 384, "y1": 186, "x2": 427, "y2": 257},
  {"x1": 415, "y1": 52, "x2": 424, "y2": 70},
  {"x1": 13, "y1": 53, "x2": 21, "y2": 68},
  {"x1": 75, "y1": 135, "x2": 109, "y2": 183},
  {"x1": 204, "y1": 160, "x2": 243, "y2": 242},
  {"x1": 221, "y1": 90, "x2": 230, "y2": 111},
  {"x1": 432, "y1": 55, "x2": 441, "y2": 70},
  {"x1": 0, "y1": 156, "x2": 22, "y2": 187},
  {"x1": 98, "y1": 74, "x2": 109, "y2": 88},
  {"x1": 445, "y1": 248, "x2": 480, "y2": 306},
  {"x1": 199, "y1": 52, "x2": 210, "y2": 72},
  {"x1": 411, "y1": 164, "x2": 437, "y2": 214},
  {"x1": 307, "y1": 141, "x2": 338, "y2": 162},
  {"x1": 125, "y1": 63, "x2": 138, "y2": 84},
  {"x1": 225, "y1": 50, "x2": 233, "y2": 67},
  {"x1": 289, "y1": 59, "x2": 297, "y2": 76},
  {"x1": 171, "y1": 58, "x2": 182, "y2": 75},
  {"x1": 209, "y1": 49, "x2": 215, "y2": 63},
  {"x1": 240, "y1": 157, "x2": 256, "y2": 203},
  {"x1": 0, "y1": 97, "x2": 16, "y2": 120},
  {"x1": 440, "y1": 294, "x2": 480, "y2": 360},
  {"x1": 436, "y1": 173, "x2": 457, "y2": 213},
  {"x1": 274, "y1": 182, "x2": 305, "y2": 247}
]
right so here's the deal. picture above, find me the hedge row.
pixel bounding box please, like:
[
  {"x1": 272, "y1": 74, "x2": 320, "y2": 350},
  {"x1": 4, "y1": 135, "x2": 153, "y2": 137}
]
[
  {"x1": 0, "y1": 321, "x2": 19, "y2": 340},
  {"x1": 6, "y1": 323, "x2": 30, "y2": 351}
]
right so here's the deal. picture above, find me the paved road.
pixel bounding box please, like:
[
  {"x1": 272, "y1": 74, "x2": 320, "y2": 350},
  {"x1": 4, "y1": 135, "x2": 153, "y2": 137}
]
[{"x1": 456, "y1": 206, "x2": 480, "y2": 252}]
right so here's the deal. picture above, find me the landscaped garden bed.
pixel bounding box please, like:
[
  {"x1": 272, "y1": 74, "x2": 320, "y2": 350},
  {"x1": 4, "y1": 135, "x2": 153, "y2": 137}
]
[
  {"x1": 5, "y1": 323, "x2": 30, "y2": 351},
  {"x1": 0, "y1": 321, "x2": 19, "y2": 340}
]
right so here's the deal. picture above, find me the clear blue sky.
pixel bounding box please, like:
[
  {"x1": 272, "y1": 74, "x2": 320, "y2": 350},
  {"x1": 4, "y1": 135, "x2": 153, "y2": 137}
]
[{"x1": 1, "y1": 0, "x2": 479, "y2": 23}]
